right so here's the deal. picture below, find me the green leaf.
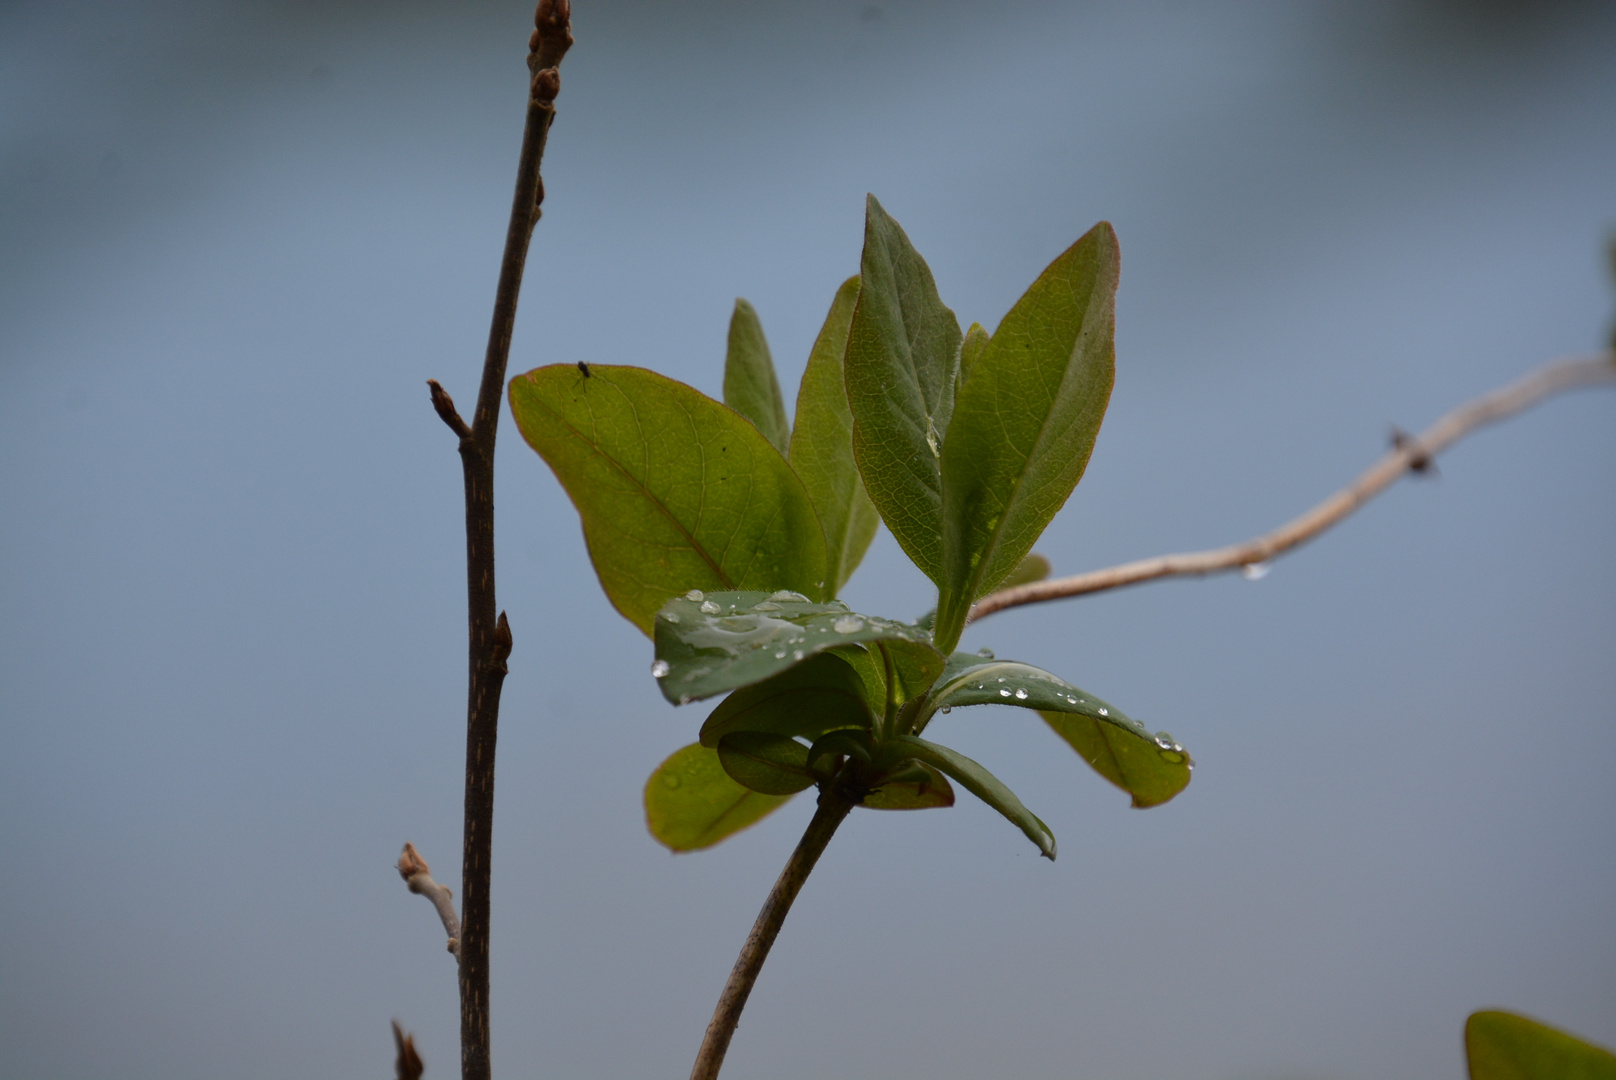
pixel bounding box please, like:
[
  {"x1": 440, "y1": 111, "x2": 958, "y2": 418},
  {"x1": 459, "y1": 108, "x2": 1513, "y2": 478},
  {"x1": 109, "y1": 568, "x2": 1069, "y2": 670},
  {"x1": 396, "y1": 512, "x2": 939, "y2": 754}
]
[
  {"x1": 698, "y1": 652, "x2": 874, "y2": 747},
  {"x1": 644, "y1": 743, "x2": 796, "y2": 852},
  {"x1": 844, "y1": 195, "x2": 963, "y2": 586},
  {"x1": 922, "y1": 651, "x2": 1191, "y2": 808},
  {"x1": 1467, "y1": 1010, "x2": 1616, "y2": 1080},
  {"x1": 724, "y1": 298, "x2": 791, "y2": 454},
  {"x1": 1042, "y1": 712, "x2": 1192, "y2": 810},
  {"x1": 934, "y1": 223, "x2": 1120, "y2": 650},
  {"x1": 653, "y1": 590, "x2": 944, "y2": 704},
  {"x1": 863, "y1": 761, "x2": 955, "y2": 810},
  {"x1": 997, "y1": 552, "x2": 1050, "y2": 590},
  {"x1": 717, "y1": 732, "x2": 816, "y2": 795},
  {"x1": 789, "y1": 276, "x2": 879, "y2": 596},
  {"x1": 893, "y1": 734, "x2": 1056, "y2": 859},
  {"x1": 957, "y1": 321, "x2": 990, "y2": 392},
  {"x1": 509, "y1": 364, "x2": 829, "y2": 635}
]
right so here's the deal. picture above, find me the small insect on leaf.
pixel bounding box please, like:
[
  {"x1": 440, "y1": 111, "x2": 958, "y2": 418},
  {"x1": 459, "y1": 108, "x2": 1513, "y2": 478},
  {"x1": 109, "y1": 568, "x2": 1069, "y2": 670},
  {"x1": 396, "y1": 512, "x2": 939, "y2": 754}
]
[{"x1": 576, "y1": 360, "x2": 591, "y2": 378}]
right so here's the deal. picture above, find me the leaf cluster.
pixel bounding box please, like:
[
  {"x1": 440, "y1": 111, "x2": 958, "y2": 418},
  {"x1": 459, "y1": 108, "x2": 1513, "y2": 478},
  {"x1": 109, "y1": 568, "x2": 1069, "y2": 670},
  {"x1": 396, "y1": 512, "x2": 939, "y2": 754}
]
[{"x1": 511, "y1": 196, "x2": 1192, "y2": 855}]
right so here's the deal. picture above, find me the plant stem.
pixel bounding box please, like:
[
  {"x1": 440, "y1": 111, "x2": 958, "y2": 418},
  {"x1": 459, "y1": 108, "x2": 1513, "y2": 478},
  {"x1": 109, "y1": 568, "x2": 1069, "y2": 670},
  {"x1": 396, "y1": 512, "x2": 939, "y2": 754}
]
[
  {"x1": 433, "y1": 7, "x2": 571, "y2": 1080},
  {"x1": 969, "y1": 351, "x2": 1616, "y2": 622},
  {"x1": 689, "y1": 788, "x2": 856, "y2": 1080}
]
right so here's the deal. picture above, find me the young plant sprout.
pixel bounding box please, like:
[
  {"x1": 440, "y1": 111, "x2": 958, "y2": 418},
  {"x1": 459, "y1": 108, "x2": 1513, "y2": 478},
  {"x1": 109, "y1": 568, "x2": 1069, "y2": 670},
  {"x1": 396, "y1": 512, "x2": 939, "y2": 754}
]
[{"x1": 511, "y1": 194, "x2": 1191, "y2": 1079}]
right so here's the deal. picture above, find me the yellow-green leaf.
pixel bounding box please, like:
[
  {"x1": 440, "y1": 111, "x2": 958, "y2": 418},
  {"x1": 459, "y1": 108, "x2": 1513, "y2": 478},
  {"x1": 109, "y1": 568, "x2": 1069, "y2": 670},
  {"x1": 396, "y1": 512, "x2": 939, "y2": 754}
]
[
  {"x1": 724, "y1": 298, "x2": 790, "y2": 454},
  {"x1": 644, "y1": 743, "x2": 796, "y2": 852}
]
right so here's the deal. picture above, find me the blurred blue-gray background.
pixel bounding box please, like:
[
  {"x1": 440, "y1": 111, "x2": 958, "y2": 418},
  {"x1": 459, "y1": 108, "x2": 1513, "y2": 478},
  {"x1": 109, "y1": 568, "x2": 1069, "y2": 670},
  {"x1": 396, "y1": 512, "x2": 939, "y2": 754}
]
[{"x1": 2, "y1": 2, "x2": 1613, "y2": 1078}]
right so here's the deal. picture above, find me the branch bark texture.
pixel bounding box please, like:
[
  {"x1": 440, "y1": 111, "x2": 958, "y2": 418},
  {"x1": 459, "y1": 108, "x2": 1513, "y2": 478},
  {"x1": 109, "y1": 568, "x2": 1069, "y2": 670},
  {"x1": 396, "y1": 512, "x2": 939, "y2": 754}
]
[
  {"x1": 430, "y1": 5, "x2": 571, "y2": 1080},
  {"x1": 689, "y1": 789, "x2": 856, "y2": 1080},
  {"x1": 970, "y1": 352, "x2": 1616, "y2": 622}
]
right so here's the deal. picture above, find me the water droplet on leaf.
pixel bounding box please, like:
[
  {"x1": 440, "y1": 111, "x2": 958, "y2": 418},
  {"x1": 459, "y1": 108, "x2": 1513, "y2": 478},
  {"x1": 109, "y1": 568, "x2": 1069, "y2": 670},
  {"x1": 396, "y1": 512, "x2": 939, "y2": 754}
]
[
  {"x1": 976, "y1": 647, "x2": 995, "y2": 659},
  {"x1": 832, "y1": 616, "x2": 864, "y2": 634},
  {"x1": 685, "y1": 589, "x2": 705, "y2": 601},
  {"x1": 650, "y1": 659, "x2": 670, "y2": 678},
  {"x1": 1014, "y1": 688, "x2": 1028, "y2": 700},
  {"x1": 699, "y1": 600, "x2": 720, "y2": 615},
  {"x1": 1241, "y1": 561, "x2": 1271, "y2": 581}
]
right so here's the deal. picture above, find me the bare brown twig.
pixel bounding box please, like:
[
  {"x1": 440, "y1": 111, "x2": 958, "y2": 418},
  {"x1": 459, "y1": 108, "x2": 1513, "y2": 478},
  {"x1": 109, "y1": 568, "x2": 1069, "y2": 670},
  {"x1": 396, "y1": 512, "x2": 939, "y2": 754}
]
[
  {"x1": 414, "y1": 4, "x2": 571, "y2": 1080},
  {"x1": 969, "y1": 352, "x2": 1616, "y2": 622}
]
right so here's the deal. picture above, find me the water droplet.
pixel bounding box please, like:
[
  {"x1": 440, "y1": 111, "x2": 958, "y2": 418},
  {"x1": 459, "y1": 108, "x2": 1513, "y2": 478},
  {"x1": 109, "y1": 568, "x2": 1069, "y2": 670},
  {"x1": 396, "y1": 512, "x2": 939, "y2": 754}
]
[
  {"x1": 650, "y1": 659, "x2": 670, "y2": 678},
  {"x1": 999, "y1": 689, "x2": 1012, "y2": 697},
  {"x1": 677, "y1": 695, "x2": 691, "y2": 706},
  {"x1": 976, "y1": 647, "x2": 995, "y2": 659},
  {"x1": 832, "y1": 616, "x2": 864, "y2": 634},
  {"x1": 940, "y1": 705, "x2": 952, "y2": 714},
  {"x1": 774, "y1": 650, "x2": 787, "y2": 659},
  {"x1": 1014, "y1": 688, "x2": 1028, "y2": 700},
  {"x1": 716, "y1": 616, "x2": 757, "y2": 632},
  {"x1": 1241, "y1": 561, "x2": 1271, "y2": 581},
  {"x1": 1098, "y1": 707, "x2": 1109, "y2": 716},
  {"x1": 768, "y1": 590, "x2": 810, "y2": 603},
  {"x1": 685, "y1": 589, "x2": 705, "y2": 601},
  {"x1": 793, "y1": 650, "x2": 804, "y2": 661},
  {"x1": 1065, "y1": 695, "x2": 1077, "y2": 704},
  {"x1": 663, "y1": 613, "x2": 680, "y2": 624},
  {"x1": 751, "y1": 602, "x2": 782, "y2": 612},
  {"x1": 1158, "y1": 750, "x2": 1184, "y2": 764},
  {"x1": 699, "y1": 600, "x2": 720, "y2": 615}
]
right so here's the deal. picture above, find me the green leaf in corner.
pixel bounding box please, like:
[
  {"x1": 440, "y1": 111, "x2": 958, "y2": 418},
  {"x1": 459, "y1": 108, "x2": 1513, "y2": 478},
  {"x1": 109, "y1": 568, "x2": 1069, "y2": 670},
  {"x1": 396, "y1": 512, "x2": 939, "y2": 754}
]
[
  {"x1": 724, "y1": 299, "x2": 791, "y2": 454},
  {"x1": 893, "y1": 734, "x2": 1056, "y2": 859},
  {"x1": 645, "y1": 743, "x2": 797, "y2": 852},
  {"x1": 653, "y1": 591, "x2": 944, "y2": 704},
  {"x1": 717, "y1": 732, "x2": 816, "y2": 795},
  {"x1": 844, "y1": 195, "x2": 963, "y2": 587},
  {"x1": 698, "y1": 652, "x2": 874, "y2": 747},
  {"x1": 921, "y1": 651, "x2": 1191, "y2": 809},
  {"x1": 509, "y1": 364, "x2": 828, "y2": 635},
  {"x1": 934, "y1": 223, "x2": 1120, "y2": 650},
  {"x1": 789, "y1": 276, "x2": 880, "y2": 596},
  {"x1": 1466, "y1": 1010, "x2": 1616, "y2": 1080}
]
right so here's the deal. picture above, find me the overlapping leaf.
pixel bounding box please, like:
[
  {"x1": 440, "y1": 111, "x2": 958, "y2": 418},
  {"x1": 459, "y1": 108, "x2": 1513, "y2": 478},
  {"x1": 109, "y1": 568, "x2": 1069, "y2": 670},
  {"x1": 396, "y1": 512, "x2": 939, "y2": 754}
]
[
  {"x1": 509, "y1": 365, "x2": 828, "y2": 634},
  {"x1": 894, "y1": 735, "x2": 1055, "y2": 859},
  {"x1": 863, "y1": 762, "x2": 955, "y2": 810},
  {"x1": 844, "y1": 195, "x2": 962, "y2": 586},
  {"x1": 717, "y1": 732, "x2": 816, "y2": 795},
  {"x1": 922, "y1": 652, "x2": 1192, "y2": 808},
  {"x1": 789, "y1": 276, "x2": 879, "y2": 596},
  {"x1": 934, "y1": 223, "x2": 1119, "y2": 649},
  {"x1": 724, "y1": 299, "x2": 790, "y2": 453},
  {"x1": 698, "y1": 652, "x2": 874, "y2": 747},
  {"x1": 653, "y1": 590, "x2": 943, "y2": 704},
  {"x1": 644, "y1": 743, "x2": 796, "y2": 852}
]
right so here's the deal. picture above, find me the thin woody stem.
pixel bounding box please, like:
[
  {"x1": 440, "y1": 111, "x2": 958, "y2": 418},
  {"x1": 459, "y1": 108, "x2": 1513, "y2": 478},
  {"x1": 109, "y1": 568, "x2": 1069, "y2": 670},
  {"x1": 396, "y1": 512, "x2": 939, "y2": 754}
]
[
  {"x1": 689, "y1": 789, "x2": 856, "y2": 1080},
  {"x1": 969, "y1": 352, "x2": 1616, "y2": 622},
  {"x1": 430, "y1": 5, "x2": 571, "y2": 1080}
]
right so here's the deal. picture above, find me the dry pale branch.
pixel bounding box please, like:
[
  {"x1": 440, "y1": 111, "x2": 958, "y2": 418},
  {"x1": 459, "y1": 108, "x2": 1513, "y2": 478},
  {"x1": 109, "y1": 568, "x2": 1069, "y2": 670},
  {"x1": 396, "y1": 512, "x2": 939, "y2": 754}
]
[
  {"x1": 398, "y1": 842, "x2": 461, "y2": 960},
  {"x1": 969, "y1": 352, "x2": 1616, "y2": 622}
]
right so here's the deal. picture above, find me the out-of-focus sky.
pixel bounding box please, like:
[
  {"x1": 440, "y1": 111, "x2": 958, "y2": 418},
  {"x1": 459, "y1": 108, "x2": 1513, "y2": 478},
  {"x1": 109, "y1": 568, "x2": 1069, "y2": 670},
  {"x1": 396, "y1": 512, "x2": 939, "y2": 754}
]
[{"x1": 2, "y1": 2, "x2": 1613, "y2": 1078}]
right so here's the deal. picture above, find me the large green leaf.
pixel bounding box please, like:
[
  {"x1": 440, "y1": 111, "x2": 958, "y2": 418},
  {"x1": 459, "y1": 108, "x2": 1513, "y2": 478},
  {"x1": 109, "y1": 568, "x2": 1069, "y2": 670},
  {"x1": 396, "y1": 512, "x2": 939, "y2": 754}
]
[
  {"x1": 934, "y1": 223, "x2": 1119, "y2": 650},
  {"x1": 724, "y1": 298, "x2": 790, "y2": 454},
  {"x1": 789, "y1": 276, "x2": 879, "y2": 596},
  {"x1": 509, "y1": 364, "x2": 828, "y2": 635},
  {"x1": 653, "y1": 590, "x2": 944, "y2": 704},
  {"x1": 1467, "y1": 1010, "x2": 1616, "y2": 1080},
  {"x1": 921, "y1": 651, "x2": 1191, "y2": 808},
  {"x1": 894, "y1": 734, "x2": 1056, "y2": 859},
  {"x1": 844, "y1": 195, "x2": 963, "y2": 586},
  {"x1": 644, "y1": 743, "x2": 797, "y2": 852},
  {"x1": 698, "y1": 652, "x2": 874, "y2": 747}
]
